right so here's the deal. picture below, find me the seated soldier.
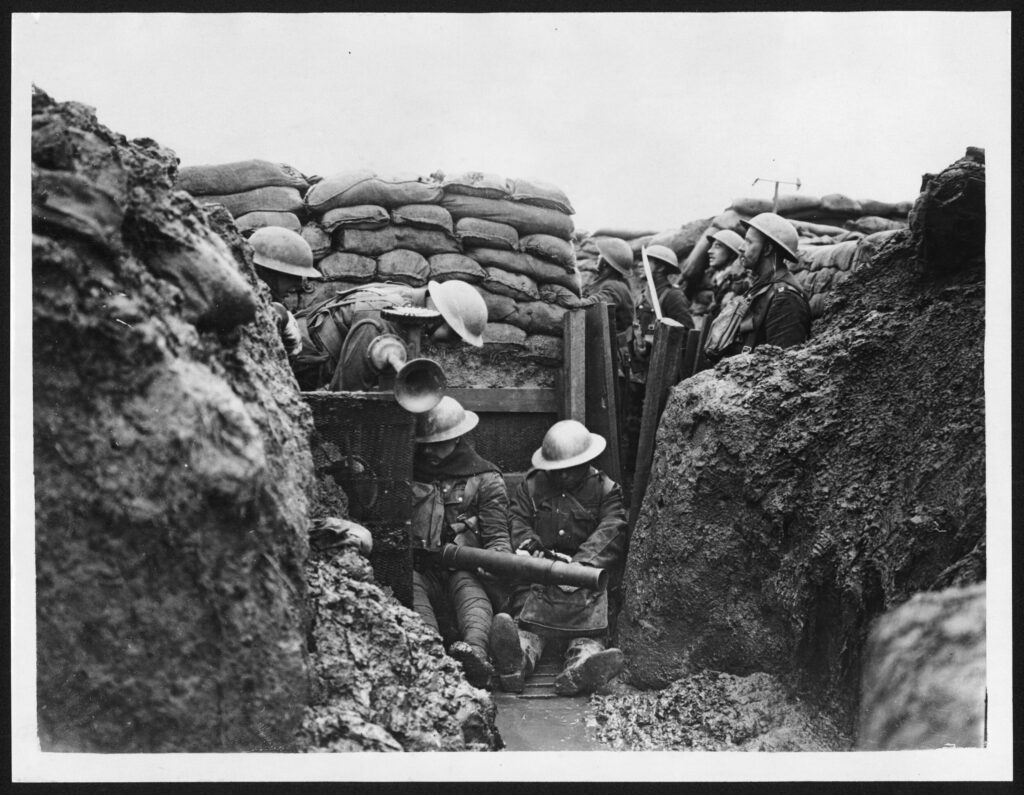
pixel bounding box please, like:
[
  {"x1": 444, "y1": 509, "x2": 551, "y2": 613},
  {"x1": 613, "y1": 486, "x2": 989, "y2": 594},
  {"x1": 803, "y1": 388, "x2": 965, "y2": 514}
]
[
  {"x1": 410, "y1": 396, "x2": 511, "y2": 689},
  {"x1": 489, "y1": 420, "x2": 627, "y2": 696},
  {"x1": 293, "y1": 279, "x2": 487, "y2": 393}
]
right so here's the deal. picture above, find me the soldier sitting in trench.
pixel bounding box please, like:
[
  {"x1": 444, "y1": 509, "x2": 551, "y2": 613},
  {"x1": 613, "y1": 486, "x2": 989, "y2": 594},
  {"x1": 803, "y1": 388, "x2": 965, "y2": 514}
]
[
  {"x1": 489, "y1": 420, "x2": 627, "y2": 696},
  {"x1": 410, "y1": 396, "x2": 512, "y2": 689}
]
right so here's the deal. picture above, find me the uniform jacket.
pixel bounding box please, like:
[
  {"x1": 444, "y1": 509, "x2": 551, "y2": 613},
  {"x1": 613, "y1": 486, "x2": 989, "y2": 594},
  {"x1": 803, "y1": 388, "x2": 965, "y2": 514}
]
[
  {"x1": 509, "y1": 467, "x2": 627, "y2": 580},
  {"x1": 583, "y1": 276, "x2": 635, "y2": 334},
  {"x1": 741, "y1": 268, "x2": 811, "y2": 350}
]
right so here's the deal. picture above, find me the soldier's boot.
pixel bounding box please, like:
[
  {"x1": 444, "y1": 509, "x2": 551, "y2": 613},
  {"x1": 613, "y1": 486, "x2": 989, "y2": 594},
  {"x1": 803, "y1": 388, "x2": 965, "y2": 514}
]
[
  {"x1": 489, "y1": 614, "x2": 543, "y2": 693},
  {"x1": 448, "y1": 570, "x2": 495, "y2": 688},
  {"x1": 553, "y1": 637, "x2": 624, "y2": 696}
]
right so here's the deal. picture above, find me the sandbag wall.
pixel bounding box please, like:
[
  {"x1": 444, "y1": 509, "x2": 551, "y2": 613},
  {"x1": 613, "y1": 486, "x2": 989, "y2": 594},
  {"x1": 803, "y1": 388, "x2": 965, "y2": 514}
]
[
  {"x1": 573, "y1": 192, "x2": 912, "y2": 319},
  {"x1": 178, "y1": 166, "x2": 581, "y2": 370}
]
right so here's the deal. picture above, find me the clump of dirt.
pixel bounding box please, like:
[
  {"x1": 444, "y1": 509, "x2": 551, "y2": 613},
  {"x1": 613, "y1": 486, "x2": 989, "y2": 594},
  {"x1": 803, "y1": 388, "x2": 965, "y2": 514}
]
[
  {"x1": 32, "y1": 87, "x2": 315, "y2": 751},
  {"x1": 857, "y1": 582, "x2": 986, "y2": 750},
  {"x1": 299, "y1": 547, "x2": 501, "y2": 751},
  {"x1": 617, "y1": 149, "x2": 985, "y2": 737},
  {"x1": 422, "y1": 339, "x2": 557, "y2": 389},
  {"x1": 593, "y1": 670, "x2": 851, "y2": 751}
]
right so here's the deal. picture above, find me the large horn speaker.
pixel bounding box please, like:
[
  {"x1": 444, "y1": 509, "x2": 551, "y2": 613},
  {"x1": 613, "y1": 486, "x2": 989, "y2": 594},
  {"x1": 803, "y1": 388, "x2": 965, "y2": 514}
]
[{"x1": 394, "y1": 358, "x2": 446, "y2": 414}]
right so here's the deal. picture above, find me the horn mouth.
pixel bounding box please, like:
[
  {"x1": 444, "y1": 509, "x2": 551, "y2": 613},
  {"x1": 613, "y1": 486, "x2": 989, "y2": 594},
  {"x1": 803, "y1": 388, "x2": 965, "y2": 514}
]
[{"x1": 394, "y1": 358, "x2": 447, "y2": 413}]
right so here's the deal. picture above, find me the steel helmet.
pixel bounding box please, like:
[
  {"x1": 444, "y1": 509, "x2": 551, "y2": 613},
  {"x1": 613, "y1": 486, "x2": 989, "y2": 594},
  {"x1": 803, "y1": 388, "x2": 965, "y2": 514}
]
[
  {"x1": 414, "y1": 396, "x2": 479, "y2": 444},
  {"x1": 249, "y1": 226, "x2": 322, "y2": 279},
  {"x1": 595, "y1": 237, "x2": 634, "y2": 278},
  {"x1": 427, "y1": 280, "x2": 486, "y2": 347},
  {"x1": 706, "y1": 229, "x2": 745, "y2": 257},
  {"x1": 740, "y1": 213, "x2": 800, "y2": 262},
  {"x1": 531, "y1": 420, "x2": 607, "y2": 471},
  {"x1": 645, "y1": 244, "x2": 681, "y2": 274}
]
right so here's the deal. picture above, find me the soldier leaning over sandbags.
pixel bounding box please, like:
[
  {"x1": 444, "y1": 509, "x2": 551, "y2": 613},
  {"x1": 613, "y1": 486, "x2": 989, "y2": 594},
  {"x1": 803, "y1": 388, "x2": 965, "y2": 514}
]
[
  {"x1": 291, "y1": 278, "x2": 487, "y2": 392},
  {"x1": 489, "y1": 420, "x2": 627, "y2": 696},
  {"x1": 249, "y1": 226, "x2": 322, "y2": 360},
  {"x1": 409, "y1": 397, "x2": 512, "y2": 689},
  {"x1": 703, "y1": 212, "x2": 811, "y2": 362}
]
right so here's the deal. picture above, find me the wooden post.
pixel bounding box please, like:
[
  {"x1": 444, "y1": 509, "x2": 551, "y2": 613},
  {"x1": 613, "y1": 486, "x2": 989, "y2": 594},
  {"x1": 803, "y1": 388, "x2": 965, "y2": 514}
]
[
  {"x1": 679, "y1": 328, "x2": 702, "y2": 383},
  {"x1": 628, "y1": 319, "x2": 686, "y2": 530},
  {"x1": 561, "y1": 309, "x2": 587, "y2": 421},
  {"x1": 584, "y1": 302, "x2": 623, "y2": 487}
]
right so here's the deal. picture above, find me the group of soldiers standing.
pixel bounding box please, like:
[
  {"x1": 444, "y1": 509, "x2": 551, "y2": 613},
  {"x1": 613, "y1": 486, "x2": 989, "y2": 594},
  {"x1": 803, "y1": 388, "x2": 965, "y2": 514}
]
[{"x1": 245, "y1": 210, "x2": 811, "y2": 694}]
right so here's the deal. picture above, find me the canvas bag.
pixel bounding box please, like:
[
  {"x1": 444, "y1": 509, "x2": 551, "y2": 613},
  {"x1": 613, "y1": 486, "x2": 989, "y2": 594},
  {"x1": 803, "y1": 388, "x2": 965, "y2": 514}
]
[{"x1": 702, "y1": 282, "x2": 772, "y2": 359}]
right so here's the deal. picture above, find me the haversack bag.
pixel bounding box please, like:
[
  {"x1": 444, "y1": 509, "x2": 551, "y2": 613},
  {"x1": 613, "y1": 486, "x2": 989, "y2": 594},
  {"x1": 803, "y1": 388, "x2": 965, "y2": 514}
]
[
  {"x1": 518, "y1": 584, "x2": 608, "y2": 636},
  {"x1": 702, "y1": 283, "x2": 770, "y2": 359}
]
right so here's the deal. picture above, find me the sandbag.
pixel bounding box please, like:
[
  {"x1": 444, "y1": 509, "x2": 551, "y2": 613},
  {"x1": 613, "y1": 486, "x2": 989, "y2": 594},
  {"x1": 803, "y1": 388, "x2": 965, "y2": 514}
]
[
  {"x1": 439, "y1": 193, "x2": 574, "y2": 239},
  {"x1": 320, "y1": 204, "x2": 390, "y2": 233},
  {"x1": 846, "y1": 216, "x2": 906, "y2": 235},
  {"x1": 301, "y1": 222, "x2": 332, "y2": 261},
  {"x1": 518, "y1": 233, "x2": 576, "y2": 270},
  {"x1": 832, "y1": 269, "x2": 852, "y2": 287},
  {"x1": 790, "y1": 219, "x2": 849, "y2": 238},
  {"x1": 477, "y1": 288, "x2": 517, "y2": 322},
  {"x1": 710, "y1": 209, "x2": 745, "y2": 233},
  {"x1": 774, "y1": 194, "x2": 822, "y2": 215},
  {"x1": 482, "y1": 322, "x2": 527, "y2": 348},
  {"x1": 338, "y1": 226, "x2": 461, "y2": 257},
  {"x1": 859, "y1": 198, "x2": 902, "y2": 218},
  {"x1": 305, "y1": 170, "x2": 444, "y2": 214},
  {"x1": 820, "y1": 193, "x2": 863, "y2": 217},
  {"x1": 455, "y1": 217, "x2": 520, "y2": 251},
  {"x1": 391, "y1": 204, "x2": 455, "y2": 236},
  {"x1": 467, "y1": 247, "x2": 580, "y2": 294},
  {"x1": 481, "y1": 267, "x2": 540, "y2": 302},
  {"x1": 729, "y1": 197, "x2": 773, "y2": 216},
  {"x1": 234, "y1": 211, "x2": 301, "y2": 236},
  {"x1": 628, "y1": 235, "x2": 656, "y2": 257},
  {"x1": 648, "y1": 216, "x2": 715, "y2": 260},
  {"x1": 317, "y1": 251, "x2": 378, "y2": 283},
  {"x1": 376, "y1": 249, "x2": 430, "y2": 287},
  {"x1": 539, "y1": 283, "x2": 582, "y2": 308},
  {"x1": 507, "y1": 178, "x2": 575, "y2": 215},
  {"x1": 197, "y1": 186, "x2": 304, "y2": 218},
  {"x1": 808, "y1": 293, "x2": 827, "y2": 319},
  {"x1": 507, "y1": 300, "x2": 567, "y2": 336},
  {"x1": 524, "y1": 334, "x2": 563, "y2": 365},
  {"x1": 810, "y1": 267, "x2": 835, "y2": 293},
  {"x1": 800, "y1": 240, "x2": 858, "y2": 273},
  {"x1": 441, "y1": 172, "x2": 510, "y2": 200},
  {"x1": 592, "y1": 227, "x2": 659, "y2": 240},
  {"x1": 177, "y1": 159, "x2": 308, "y2": 196},
  {"x1": 794, "y1": 269, "x2": 815, "y2": 293},
  {"x1": 427, "y1": 253, "x2": 487, "y2": 284}
]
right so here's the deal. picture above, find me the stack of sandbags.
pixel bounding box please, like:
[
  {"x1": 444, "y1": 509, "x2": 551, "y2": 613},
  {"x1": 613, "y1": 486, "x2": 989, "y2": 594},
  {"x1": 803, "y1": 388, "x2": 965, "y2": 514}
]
[
  {"x1": 728, "y1": 193, "x2": 912, "y2": 228},
  {"x1": 175, "y1": 159, "x2": 312, "y2": 236},
  {"x1": 300, "y1": 170, "x2": 580, "y2": 362}
]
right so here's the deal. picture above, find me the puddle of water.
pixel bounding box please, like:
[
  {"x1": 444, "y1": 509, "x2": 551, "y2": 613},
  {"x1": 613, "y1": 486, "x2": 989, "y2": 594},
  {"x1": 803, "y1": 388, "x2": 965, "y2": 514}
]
[{"x1": 493, "y1": 692, "x2": 605, "y2": 751}]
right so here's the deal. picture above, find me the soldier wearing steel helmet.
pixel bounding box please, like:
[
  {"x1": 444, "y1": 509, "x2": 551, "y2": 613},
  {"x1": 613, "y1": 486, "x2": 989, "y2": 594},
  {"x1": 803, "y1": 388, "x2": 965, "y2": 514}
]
[
  {"x1": 409, "y1": 396, "x2": 512, "y2": 689},
  {"x1": 705, "y1": 228, "x2": 750, "y2": 310},
  {"x1": 720, "y1": 212, "x2": 811, "y2": 358},
  {"x1": 291, "y1": 277, "x2": 488, "y2": 392},
  {"x1": 248, "y1": 226, "x2": 322, "y2": 360},
  {"x1": 489, "y1": 420, "x2": 627, "y2": 696},
  {"x1": 579, "y1": 237, "x2": 636, "y2": 335}
]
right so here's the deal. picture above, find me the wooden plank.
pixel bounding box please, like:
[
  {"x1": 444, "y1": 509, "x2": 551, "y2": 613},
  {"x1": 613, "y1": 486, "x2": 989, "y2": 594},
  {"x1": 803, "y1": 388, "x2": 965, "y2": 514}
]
[
  {"x1": 628, "y1": 319, "x2": 686, "y2": 530},
  {"x1": 445, "y1": 387, "x2": 558, "y2": 414},
  {"x1": 584, "y1": 302, "x2": 623, "y2": 487},
  {"x1": 679, "y1": 328, "x2": 702, "y2": 382},
  {"x1": 560, "y1": 309, "x2": 587, "y2": 421},
  {"x1": 692, "y1": 314, "x2": 714, "y2": 375}
]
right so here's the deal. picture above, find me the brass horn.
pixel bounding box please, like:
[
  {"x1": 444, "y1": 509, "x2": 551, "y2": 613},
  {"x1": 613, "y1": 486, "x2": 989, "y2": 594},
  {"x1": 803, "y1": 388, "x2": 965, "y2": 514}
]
[{"x1": 394, "y1": 357, "x2": 446, "y2": 414}]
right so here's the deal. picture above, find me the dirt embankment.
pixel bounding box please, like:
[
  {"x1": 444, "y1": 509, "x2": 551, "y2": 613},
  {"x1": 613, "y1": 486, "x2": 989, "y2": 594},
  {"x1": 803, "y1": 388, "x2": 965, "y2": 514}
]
[
  {"x1": 31, "y1": 87, "x2": 499, "y2": 752},
  {"x1": 616, "y1": 150, "x2": 985, "y2": 739}
]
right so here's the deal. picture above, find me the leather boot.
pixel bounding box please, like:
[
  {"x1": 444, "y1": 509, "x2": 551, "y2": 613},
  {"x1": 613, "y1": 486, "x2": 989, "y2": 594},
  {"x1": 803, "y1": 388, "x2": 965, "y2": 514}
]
[
  {"x1": 489, "y1": 614, "x2": 544, "y2": 693},
  {"x1": 449, "y1": 640, "x2": 494, "y2": 690},
  {"x1": 553, "y1": 637, "x2": 624, "y2": 696}
]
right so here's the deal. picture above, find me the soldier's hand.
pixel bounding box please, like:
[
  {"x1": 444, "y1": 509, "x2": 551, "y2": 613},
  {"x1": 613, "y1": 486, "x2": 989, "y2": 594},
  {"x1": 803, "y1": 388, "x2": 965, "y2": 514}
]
[
  {"x1": 557, "y1": 584, "x2": 580, "y2": 593},
  {"x1": 516, "y1": 538, "x2": 543, "y2": 558},
  {"x1": 547, "y1": 551, "x2": 572, "y2": 564},
  {"x1": 476, "y1": 567, "x2": 495, "y2": 580}
]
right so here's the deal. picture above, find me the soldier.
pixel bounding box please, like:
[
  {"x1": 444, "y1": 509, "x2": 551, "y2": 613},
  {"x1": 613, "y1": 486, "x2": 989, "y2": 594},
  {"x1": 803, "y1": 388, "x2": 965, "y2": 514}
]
[
  {"x1": 580, "y1": 237, "x2": 636, "y2": 337},
  {"x1": 705, "y1": 229, "x2": 748, "y2": 311},
  {"x1": 410, "y1": 397, "x2": 512, "y2": 689},
  {"x1": 623, "y1": 244, "x2": 694, "y2": 479},
  {"x1": 292, "y1": 279, "x2": 487, "y2": 392},
  {"x1": 489, "y1": 420, "x2": 627, "y2": 696},
  {"x1": 249, "y1": 226, "x2": 322, "y2": 360}
]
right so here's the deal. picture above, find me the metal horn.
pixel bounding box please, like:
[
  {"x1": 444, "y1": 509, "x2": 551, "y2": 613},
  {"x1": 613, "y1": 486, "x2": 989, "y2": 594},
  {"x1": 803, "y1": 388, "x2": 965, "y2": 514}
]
[{"x1": 394, "y1": 357, "x2": 446, "y2": 414}]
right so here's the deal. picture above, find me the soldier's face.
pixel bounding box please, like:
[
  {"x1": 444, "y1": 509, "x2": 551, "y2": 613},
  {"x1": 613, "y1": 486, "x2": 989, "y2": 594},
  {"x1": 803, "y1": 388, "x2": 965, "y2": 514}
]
[
  {"x1": 708, "y1": 241, "x2": 736, "y2": 270},
  {"x1": 549, "y1": 463, "x2": 589, "y2": 492},
  {"x1": 419, "y1": 438, "x2": 458, "y2": 465},
  {"x1": 740, "y1": 229, "x2": 765, "y2": 272}
]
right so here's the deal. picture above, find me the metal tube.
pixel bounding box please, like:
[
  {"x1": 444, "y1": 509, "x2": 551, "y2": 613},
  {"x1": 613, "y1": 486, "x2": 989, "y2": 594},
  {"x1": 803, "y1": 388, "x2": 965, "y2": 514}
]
[{"x1": 437, "y1": 544, "x2": 608, "y2": 591}]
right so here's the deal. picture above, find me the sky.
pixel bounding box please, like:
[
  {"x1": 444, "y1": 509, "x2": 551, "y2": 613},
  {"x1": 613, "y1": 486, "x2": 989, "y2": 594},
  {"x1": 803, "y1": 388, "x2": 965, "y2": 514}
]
[
  {"x1": 12, "y1": 11, "x2": 1011, "y2": 232},
  {"x1": 9, "y1": 10, "x2": 1015, "y2": 784}
]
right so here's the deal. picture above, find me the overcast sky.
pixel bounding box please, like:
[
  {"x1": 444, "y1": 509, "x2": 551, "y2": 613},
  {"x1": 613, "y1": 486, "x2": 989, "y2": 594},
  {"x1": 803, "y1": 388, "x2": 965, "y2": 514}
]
[{"x1": 13, "y1": 11, "x2": 1011, "y2": 232}]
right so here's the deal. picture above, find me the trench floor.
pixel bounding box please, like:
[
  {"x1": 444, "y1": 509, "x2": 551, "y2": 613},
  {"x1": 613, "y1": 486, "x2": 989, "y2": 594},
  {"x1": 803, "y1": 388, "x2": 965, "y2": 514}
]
[{"x1": 492, "y1": 660, "x2": 605, "y2": 751}]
